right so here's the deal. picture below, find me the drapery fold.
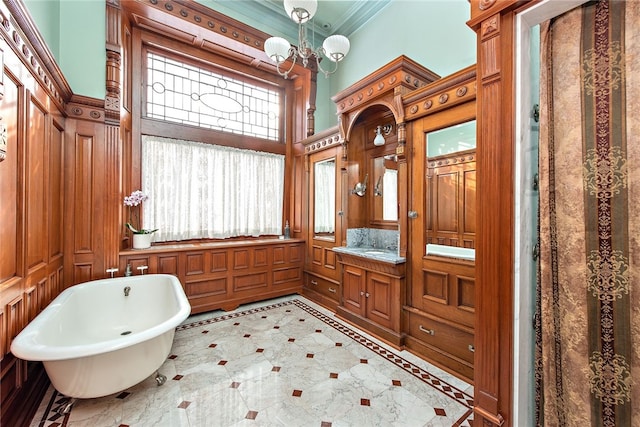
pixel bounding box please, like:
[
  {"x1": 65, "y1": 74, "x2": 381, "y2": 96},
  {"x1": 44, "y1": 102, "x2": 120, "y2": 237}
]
[
  {"x1": 536, "y1": 1, "x2": 639, "y2": 426},
  {"x1": 142, "y1": 135, "x2": 284, "y2": 241}
]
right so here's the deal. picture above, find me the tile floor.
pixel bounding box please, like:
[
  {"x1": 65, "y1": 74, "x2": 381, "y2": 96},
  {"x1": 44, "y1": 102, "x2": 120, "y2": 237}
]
[{"x1": 29, "y1": 295, "x2": 474, "y2": 427}]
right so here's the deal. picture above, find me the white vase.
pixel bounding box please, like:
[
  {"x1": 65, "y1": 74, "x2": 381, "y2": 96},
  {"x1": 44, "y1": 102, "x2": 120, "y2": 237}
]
[{"x1": 132, "y1": 233, "x2": 153, "y2": 249}]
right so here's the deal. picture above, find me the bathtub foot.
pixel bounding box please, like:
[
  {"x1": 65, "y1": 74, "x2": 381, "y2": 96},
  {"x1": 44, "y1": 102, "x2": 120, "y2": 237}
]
[
  {"x1": 155, "y1": 371, "x2": 167, "y2": 386},
  {"x1": 57, "y1": 398, "x2": 77, "y2": 415}
]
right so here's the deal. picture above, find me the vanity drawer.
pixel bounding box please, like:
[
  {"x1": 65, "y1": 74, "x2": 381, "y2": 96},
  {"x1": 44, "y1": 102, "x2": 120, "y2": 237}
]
[
  {"x1": 305, "y1": 274, "x2": 340, "y2": 302},
  {"x1": 406, "y1": 310, "x2": 475, "y2": 364}
]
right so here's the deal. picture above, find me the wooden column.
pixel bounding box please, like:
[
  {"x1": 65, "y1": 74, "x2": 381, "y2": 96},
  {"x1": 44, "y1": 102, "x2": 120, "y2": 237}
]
[{"x1": 468, "y1": 1, "x2": 522, "y2": 425}]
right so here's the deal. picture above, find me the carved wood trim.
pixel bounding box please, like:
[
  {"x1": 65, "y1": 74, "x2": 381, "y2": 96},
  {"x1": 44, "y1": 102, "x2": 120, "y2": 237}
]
[
  {"x1": 332, "y1": 55, "x2": 440, "y2": 117},
  {"x1": 0, "y1": 0, "x2": 72, "y2": 109},
  {"x1": 66, "y1": 95, "x2": 105, "y2": 123},
  {"x1": 403, "y1": 65, "x2": 476, "y2": 122},
  {"x1": 301, "y1": 126, "x2": 340, "y2": 154}
]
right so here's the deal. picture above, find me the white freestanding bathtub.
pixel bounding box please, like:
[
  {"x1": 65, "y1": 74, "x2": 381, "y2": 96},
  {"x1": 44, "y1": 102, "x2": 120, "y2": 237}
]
[{"x1": 10, "y1": 274, "x2": 191, "y2": 400}]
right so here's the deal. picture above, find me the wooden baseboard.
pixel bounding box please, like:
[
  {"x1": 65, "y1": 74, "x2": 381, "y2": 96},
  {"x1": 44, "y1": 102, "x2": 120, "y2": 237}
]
[{"x1": 1, "y1": 361, "x2": 50, "y2": 427}]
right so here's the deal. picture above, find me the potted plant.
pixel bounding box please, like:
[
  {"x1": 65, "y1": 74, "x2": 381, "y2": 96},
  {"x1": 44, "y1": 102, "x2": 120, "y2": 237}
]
[{"x1": 124, "y1": 189, "x2": 158, "y2": 249}]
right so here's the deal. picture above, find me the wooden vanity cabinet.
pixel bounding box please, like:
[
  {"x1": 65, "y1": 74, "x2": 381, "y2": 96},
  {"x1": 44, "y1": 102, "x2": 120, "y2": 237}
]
[{"x1": 336, "y1": 253, "x2": 405, "y2": 347}]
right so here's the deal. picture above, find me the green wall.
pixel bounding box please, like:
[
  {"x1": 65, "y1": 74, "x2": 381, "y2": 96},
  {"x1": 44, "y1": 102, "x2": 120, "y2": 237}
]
[
  {"x1": 24, "y1": 0, "x2": 105, "y2": 99},
  {"x1": 316, "y1": 0, "x2": 476, "y2": 131},
  {"x1": 21, "y1": 0, "x2": 475, "y2": 131}
]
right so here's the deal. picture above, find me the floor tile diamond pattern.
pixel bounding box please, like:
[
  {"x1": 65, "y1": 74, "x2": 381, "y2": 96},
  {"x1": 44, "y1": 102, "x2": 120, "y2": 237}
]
[{"x1": 29, "y1": 296, "x2": 473, "y2": 426}]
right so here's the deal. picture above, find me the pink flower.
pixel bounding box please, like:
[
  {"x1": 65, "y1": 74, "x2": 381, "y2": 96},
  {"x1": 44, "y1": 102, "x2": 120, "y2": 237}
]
[{"x1": 124, "y1": 190, "x2": 156, "y2": 234}]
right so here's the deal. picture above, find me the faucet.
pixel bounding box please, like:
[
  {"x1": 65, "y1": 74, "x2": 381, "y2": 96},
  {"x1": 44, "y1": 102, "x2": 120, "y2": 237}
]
[
  {"x1": 124, "y1": 286, "x2": 131, "y2": 297},
  {"x1": 106, "y1": 268, "x2": 118, "y2": 278},
  {"x1": 137, "y1": 265, "x2": 148, "y2": 275}
]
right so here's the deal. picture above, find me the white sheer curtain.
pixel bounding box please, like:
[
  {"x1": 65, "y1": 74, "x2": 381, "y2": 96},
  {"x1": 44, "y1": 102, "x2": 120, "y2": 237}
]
[
  {"x1": 382, "y1": 168, "x2": 398, "y2": 221},
  {"x1": 314, "y1": 160, "x2": 335, "y2": 233},
  {"x1": 142, "y1": 135, "x2": 284, "y2": 241}
]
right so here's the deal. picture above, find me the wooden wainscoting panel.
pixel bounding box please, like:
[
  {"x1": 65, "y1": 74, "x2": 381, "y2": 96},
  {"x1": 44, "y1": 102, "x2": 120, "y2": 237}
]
[
  {"x1": 73, "y1": 134, "x2": 95, "y2": 254},
  {"x1": 26, "y1": 95, "x2": 48, "y2": 272},
  {"x1": 0, "y1": 71, "x2": 19, "y2": 286},
  {"x1": 253, "y1": 248, "x2": 268, "y2": 267},
  {"x1": 420, "y1": 268, "x2": 449, "y2": 305},
  {"x1": 120, "y1": 240, "x2": 304, "y2": 313},
  {"x1": 311, "y1": 245, "x2": 323, "y2": 266},
  {"x1": 185, "y1": 252, "x2": 205, "y2": 276},
  {"x1": 457, "y1": 274, "x2": 476, "y2": 313},
  {"x1": 273, "y1": 245, "x2": 286, "y2": 265},
  {"x1": 49, "y1": 122, "x2": 65, "y2": 260},
  {"x1": 233, "y1": 249, "x2": 250, "y2": 270},
  {"x1": 157, "y1": 254, "x2": 178, "y2": 275},
  {"x1": 272, "y1": 266, "x2": 302, "y2": 287},
  {"x1": 210, "y1": 251, "x2": 228, "y2": 272},
  {"x1": 24, "y1": 286, "x2": 38, "y2": 324},
  {"x1": 0, "y1": 309, "x2": 5, "y2": 359},
  {"x1": 73, "y1": 263, "x2": 93, "y2": 284},
  {"x1": 5, "y1": 295, "x2": 24, "y2": 348},
  {"x1": 233, "y1": 272, "x2": 268, "y2": 292},
  {"x1": 290, "y1": 243, "x2": 303, "y2": 263},
  {"x1": 324, "y1": 247, "x2": 336, "y2": 270},
  {"x1": 463, "y1": 168, "x2": 477, "y2": 235},
  {"x1": 185, "y1": 277, "x2": 227, "y2": 298}
]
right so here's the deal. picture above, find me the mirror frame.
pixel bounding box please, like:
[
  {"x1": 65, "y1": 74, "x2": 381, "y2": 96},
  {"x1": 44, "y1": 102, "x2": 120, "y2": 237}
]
[{"x1": 311, "y1": 154, "x2": 337, "y2": 242}]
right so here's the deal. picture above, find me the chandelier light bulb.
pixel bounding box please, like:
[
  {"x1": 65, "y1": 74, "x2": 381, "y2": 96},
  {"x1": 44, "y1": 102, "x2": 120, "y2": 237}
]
[
  {"x1": 322, "y1": 35, "x2": 350, "y2": 62},
  {"x1": 284, "y1": 0, "x2": 318, "y2": 23},
  {"x1": 264, "y1": 0, "x2": 348, "y2": 79}
]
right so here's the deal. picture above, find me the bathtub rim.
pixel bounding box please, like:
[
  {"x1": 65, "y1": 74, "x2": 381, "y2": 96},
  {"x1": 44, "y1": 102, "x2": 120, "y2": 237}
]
[{"x1": 10, "y1": 274, "x2": 190, "y2": 362}]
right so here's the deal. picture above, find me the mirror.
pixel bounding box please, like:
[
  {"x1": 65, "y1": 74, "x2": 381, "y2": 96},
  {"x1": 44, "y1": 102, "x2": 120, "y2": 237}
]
[
  {"x1": 313, "y1": 157, "x2": 336, "y2": 238},
  {"x1": 371, "y1": 155, "x2": 398, "y2": 222},
  {"x1": 425, "y1": 120, "x2": 476, "y2": 251}
]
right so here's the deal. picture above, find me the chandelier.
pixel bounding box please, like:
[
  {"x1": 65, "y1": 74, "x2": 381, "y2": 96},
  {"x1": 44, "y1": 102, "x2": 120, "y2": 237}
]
[{"x1": 264, "y1": 0, "x2": 350, "y2": 79}]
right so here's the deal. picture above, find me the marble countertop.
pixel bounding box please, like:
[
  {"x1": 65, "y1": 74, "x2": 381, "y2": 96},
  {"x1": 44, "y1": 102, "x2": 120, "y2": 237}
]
[{"x1": 333, "y1": 246, "x2": 406, "y2": 265}]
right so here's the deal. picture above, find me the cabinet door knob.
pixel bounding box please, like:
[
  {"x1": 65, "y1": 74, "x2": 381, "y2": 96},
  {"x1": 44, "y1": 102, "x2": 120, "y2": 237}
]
[
  {"x1": 419, "y1": 325, "x2": 435, "y2": 335},
  {"x1": 365, "y1": 292, "x2": 370, "y2": 298},
  {"x1": 468, "y1": 344, "x2": 475, "y2": 353},
  {"x1": 328, "y1": 287, "x2": 336, "y2": 293},
  {"x1": 408, "y1": 210, "x2": 418, "y2": 219},
  {"x1": 311, "y1": 280, "x2": 318, "y2": 286}
]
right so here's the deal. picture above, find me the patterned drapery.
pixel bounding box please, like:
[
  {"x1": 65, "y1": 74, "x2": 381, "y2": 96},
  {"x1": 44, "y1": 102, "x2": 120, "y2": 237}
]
[{"x1": 536, "y1": 1, "x2": 639, "y2": 426}]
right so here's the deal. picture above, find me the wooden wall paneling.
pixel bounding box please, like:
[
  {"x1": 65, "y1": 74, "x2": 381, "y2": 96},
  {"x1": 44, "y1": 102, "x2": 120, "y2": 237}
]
[
  {"x1": 273, "y1": 245, "x2": 286, "y2": 265},
  {"x1": 253, "y1": 247, "x2": 268, "y2": 268},
  {"x1": 185, "y1": 252, "x2": 205, "y2": 276},
  {"x1": 24, "y1": 285, "x2": 37, "y2": 323},
  {"x1": 0, "y1": 70, "x2": 20, "y2": 285},
  {"x1": 0, "y1": 1, "x2": 75, "y2": 424},
  {"x1": 65, "y1": 117, "x2": 107, "y2": 286},
  {"x1": 157, "y1": 254, "x2": 178, "y2": 275},
  {"x1": 210, "y1": 250, "x2": 228, "y2": 273},
  {"x1": 5, "y1": 295, "x2": 24, "y2": 354},
  {"x1": 48, "y1": 120, "x2": 64, "y2": 262},
  {"x1": 233, "y1": 249, "x2": 250, "y2": 270},
  {"x1": 25, "y1": 93, "x2": 48, "y2": 274},
  {"x1": 0, "y1": 309, "x2": 5, "y2": 359}
]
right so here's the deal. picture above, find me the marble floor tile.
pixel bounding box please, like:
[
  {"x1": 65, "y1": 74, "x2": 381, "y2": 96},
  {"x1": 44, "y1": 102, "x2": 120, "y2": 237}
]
[{"x1": 29, "y1": 295, "x2": 473, "y2": 427}]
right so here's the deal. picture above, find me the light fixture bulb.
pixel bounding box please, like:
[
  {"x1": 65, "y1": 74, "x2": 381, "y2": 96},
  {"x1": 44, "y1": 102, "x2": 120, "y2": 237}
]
[
  {"x1": 374, "y1": 126, "x2": 385, "y2": 146},
  {"x1": 264, "y1": 37, "x2": 292, "y2": 64},
  {"x1": 284, "y1": 0, "x2": 318, "y2": 23},
  {"x1": 322, "y1": 35, "x2": 350, "y2": 62}
]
